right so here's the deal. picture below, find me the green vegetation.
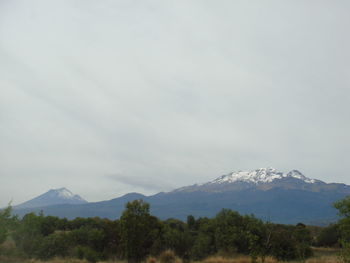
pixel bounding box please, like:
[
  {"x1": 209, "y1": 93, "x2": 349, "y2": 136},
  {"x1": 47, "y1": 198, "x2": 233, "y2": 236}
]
[
  {"x1": 3, "y1": 197, "x2": 350, "y2": 263},
  {"x1": 0, "y1": 205, "x2": 13, "y2": 246},
  {"x1": 120, "y1": 200, "x2": 161, "y2": 263},
  {"x1": 334, "y1": 196, "x2": 350, "y2": 263}
]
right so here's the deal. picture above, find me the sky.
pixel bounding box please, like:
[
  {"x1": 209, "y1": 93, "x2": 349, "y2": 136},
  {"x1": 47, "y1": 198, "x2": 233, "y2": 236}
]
[{"x1": 1, "y1": 0, "x2": 349, "y2": 207}]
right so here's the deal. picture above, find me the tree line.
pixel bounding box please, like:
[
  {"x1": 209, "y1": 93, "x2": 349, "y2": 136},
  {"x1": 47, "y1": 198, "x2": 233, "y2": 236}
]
[{"x1": 1, "y1": 198, "x2": 350, "y2": 263}]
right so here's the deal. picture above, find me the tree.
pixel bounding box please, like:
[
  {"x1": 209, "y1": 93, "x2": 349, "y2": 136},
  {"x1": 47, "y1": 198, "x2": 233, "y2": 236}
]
[
  {"x1": 190, "y1": 218, "x2": 215, "y2": 260},
  {"x1": 100, "y1": 219, "x2": 122, "y2": 259},
  {"x1": 334, "y1": 196, "x2": 350, "y2": 262},
  {"x1": 187, "y1": 215, "x2": 196, "y2": 231},
  {"x1": 214, "y1": 209, "x2": 244, "y2": 254},
  {"x1": 162, "y1": 218, "x2": 193, "y2": 259},
  {"x1": 244, "y1": 216, "x2": 268, "y2": 263},
  {"x1": 269, "y1": 225, "x2": 297, "y2": 261},
  {"x1": 293, "y1": 223, "x2": 313, "y2": 262},
  {"x1": 335, "y1": 196, "x2": 350, "y2": 241},
  {"x1": 12, "y1": 213, "x2": 44, "y2": 257},
  {"x1": 0, "y1": 205, "x2": 13, "y2": 245},
  {"x1": 316, "y1": 224, "x2": 340, "y2": 247},
  {"x1": 120, "y1": 200, "x2": 161, "y2": 263},
  {"x1": 36, "y1": 232, "x2": 71, "y2": 260}
]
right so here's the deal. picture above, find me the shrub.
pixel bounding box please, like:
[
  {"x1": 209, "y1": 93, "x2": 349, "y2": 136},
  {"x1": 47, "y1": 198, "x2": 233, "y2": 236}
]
[
  {"x1": 159, "y1": 250, "x2": 181, "y2": 263},
  {"x1": 73, "y1": 246, "x2": 99, "y2": 263},
  {"x1": 145, "y1": 256, "x2": 158, "y2": 263},
  {"x1": 339, "y1": 240, "x2": 350, "y2": 263}
]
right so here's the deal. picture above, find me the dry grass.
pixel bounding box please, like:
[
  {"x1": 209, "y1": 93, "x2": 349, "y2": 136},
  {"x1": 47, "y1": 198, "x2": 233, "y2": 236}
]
[
  {"x1": 28, "y1": 258, "x2": 87, "y2": 263},
  {"x1": 145, "y1": 256, "x2": 158, "y2": 263},
  {"x1": 201, "y1": 255, "x2": 277, "y2": 263},
  {"x1": 0, "y1": 257, "x2": 90, "y2": 263},
  {"x1": 305, "y1": 256, "x2": 341, "y2": 263},
  {"x1": 0, "y1": 250, "x2": 343, "y2": 263},
  {"x1": 0, "y1": 256, "x2": 343, "y2": 263},
  {"x1": 199, "y1": 255, "x2": 342, "y2": 263}
]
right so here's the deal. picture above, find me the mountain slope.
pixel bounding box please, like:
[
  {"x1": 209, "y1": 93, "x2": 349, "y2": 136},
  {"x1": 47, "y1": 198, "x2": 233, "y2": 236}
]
[
  {"x1": 15, "y1": 188, "x2": 88, "y2": 208},
  {"x1": 173, "y1": 168, "x2": 337, "y2": 193},
  {"x1": 12, "y1": 168, "x2": 350, "y2": 225}
]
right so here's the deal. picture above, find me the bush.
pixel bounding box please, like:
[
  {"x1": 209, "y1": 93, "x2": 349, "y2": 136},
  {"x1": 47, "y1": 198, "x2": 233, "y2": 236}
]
[
  {"x1": 37, "y1": 232, "x2": 71, "y2": 259},
  {"x1": 339, "y1": 240, "x2": 350, "y2": 263},
  {"x1": 317, "y1": 224, "x2": 341, "y2": 247},
  {"x1": 84, "y1": 247, "x2": 99, "y2": 263},
  {"x1": 145, "y1": 256, "x2": 158, "y2": 263},
  {"x1": 73, "y1": 246, "x2": 99, "y2": 263},
  {"x1": 159, "y1": 250, "x2": 181, "y2": 263},
  {"x1": 73, "y1": 245, "x2": 85, "y2": 260}
]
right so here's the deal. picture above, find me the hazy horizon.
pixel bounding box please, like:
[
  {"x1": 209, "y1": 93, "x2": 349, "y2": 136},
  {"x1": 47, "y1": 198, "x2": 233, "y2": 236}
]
[{"x1": 1, "y1": 0, "x2": 349, "y2": 207}]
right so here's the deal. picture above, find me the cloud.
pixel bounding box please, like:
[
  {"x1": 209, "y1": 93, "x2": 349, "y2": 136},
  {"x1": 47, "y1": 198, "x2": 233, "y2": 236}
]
[
  {"x1": 0, "y1": 0, "x2": 349, "y2": 206},
  {"x1": 105, "y1": 174, "x2": 176, "y2": 193}
]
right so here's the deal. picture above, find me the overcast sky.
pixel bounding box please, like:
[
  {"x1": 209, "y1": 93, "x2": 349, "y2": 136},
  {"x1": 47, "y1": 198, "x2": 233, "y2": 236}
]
[{"x1": 1, "y1": 0, "x2": 349, "y2": 207}]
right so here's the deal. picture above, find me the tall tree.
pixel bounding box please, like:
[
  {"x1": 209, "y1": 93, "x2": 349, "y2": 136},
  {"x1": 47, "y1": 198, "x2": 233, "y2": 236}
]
[
  {"x1": 334, "y1": 196, "x2": 350, "y2": 262},
  {"x1": 335, "y1": 196, "x2": 350, "y2": 241},
  {"x1": 0, "y1": 205, "x2": 13, "y2": 245},
  {"x1": 120, "y1": 200, "x2": 160, "y2": 263},
  {"x1": 12, "y1": 213, "x2": 44, "y2": 257}
]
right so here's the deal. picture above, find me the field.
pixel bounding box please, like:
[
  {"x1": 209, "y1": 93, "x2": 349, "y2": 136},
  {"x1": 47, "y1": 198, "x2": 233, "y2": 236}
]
[{"x1": 0, "y1": 247, "x2": 343, "y2": 263}]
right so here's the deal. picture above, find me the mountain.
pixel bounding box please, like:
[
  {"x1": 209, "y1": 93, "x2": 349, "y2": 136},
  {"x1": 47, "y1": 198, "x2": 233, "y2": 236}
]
[
  {"x1": 12, "y1": 168, "x2": 350, "y2": 225},
  {"x1": 173, "y1": 167, "x2": 347, "y2": 193},
  {"x1": 15, "y1": 188, "x2": 88, "y2": 208}
]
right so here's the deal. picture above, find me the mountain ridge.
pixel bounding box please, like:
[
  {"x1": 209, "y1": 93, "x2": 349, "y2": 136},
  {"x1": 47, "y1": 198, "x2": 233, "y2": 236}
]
[
  {"x1": 11, "y1": 168, "x2": 350, "y2": 225},
  {"x1": 172, "y1": 168, "x2": 344, "y2": 193}
]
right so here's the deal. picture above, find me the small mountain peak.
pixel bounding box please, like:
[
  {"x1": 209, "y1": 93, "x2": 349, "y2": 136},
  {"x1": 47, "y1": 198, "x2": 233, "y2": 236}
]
[
  {"x1": 47, "y1": 188, "x2": 76, "y2": 199},
  {"x1": 256, "y1": 167, "x2": 277, "y2": 173},
  {"x1": 16, "y1": 187, "x2": 87, "y2": 208},
  {"x1": 287, "y1": 170, "x2": 316, "y2": 183},
  {"x1": 209, "y1": 167, "x2": 282, "y2": 184},
  {"x1": 56, "y1": 187, "x2": 69, "y2": 191}
]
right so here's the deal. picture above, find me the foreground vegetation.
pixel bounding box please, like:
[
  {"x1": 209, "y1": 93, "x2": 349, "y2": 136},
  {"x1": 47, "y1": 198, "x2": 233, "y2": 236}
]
[
  {"x1": 1, "y1": 196, "x2": 350, "y2": 263},
  {"x1": 0, "y1": 249, "x2": 344, "y2": 263}
]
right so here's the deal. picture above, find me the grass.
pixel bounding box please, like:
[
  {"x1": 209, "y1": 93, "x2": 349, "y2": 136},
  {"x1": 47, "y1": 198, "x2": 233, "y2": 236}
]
[
  {"x1": 0, "y1": 247, "x2": 344, "y2": 263},
  {"x1": 0, "y1": 255, "x2": 344, "y2": 263}
]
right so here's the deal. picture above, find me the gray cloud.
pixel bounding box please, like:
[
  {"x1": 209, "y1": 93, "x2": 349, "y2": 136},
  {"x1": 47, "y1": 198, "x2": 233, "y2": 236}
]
[
  {"x1": 1, "y1": 0, "x2": 349, "y2": 206},
  {"x1": 105, "y1": 174, "x2": 176, "y2": 193}
]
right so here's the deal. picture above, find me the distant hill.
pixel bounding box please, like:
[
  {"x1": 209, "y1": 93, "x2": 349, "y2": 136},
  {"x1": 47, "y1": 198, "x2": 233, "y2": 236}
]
[
  {"x1": 12, "y1": 168, "x2": 350, "y2": 225},
  {"x1": 15, "y1": 187, "x2": 87, "y2": 208}
]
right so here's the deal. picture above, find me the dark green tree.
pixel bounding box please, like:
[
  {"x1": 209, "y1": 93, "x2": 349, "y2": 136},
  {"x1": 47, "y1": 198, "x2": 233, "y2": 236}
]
[
  {"x1": 334, "y1": 196, "x2": 350, "y2": 262},
  {"x1": 335, "y1": 196, "x2": 350, "y2": 241},
  {"x1": 120, "y1": 199, "x2": 161, "y2": 263},
  {"x1": 190, "y1": 218, "x2": 215, "y2": 260},
  {"x1": 12, "y1": 213, "x2": 44, "y2": 257},
  {"x1": 100, "y1": 219, "x2": 122, "y2": 259},
  {"x1": 316, "y1": 224, "x2": 340, "y2": 247},
  {"x1": 293, "y1": 223, "x2": 313, "y2": 262},
  {"x1": 36, "y1": 232, "x2": 71, "y2": 260},
  {"x1": 269, "y1": 225, "x2": 297, "y2": 261},
  {"x1": 243, "y1": 215, "x2": 268, "y2": 263},
  {"x1": 0, "y1": 205, "x2": 13, "y2": 245},
  {"x1": 187, "y1": 215, "x2": 196, "y2": 231},
  {"x1": 214, "y1": 209, "x2": 248, "y2": 254},
  {"x1": 162, "y1": 218, "x2": 194, "y2": 259}
]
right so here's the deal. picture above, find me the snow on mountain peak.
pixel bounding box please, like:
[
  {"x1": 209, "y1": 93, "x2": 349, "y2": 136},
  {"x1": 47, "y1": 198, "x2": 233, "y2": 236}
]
[
  {"x1": 55, "y1": 188, "x2": 74, "y2": 199},
  {"x1": 15, "y1": 187, "x2": 87, "y2": 209},
  {"x1": 286, "y1": 170, "x2": 316, "y2": 183},
  {"x1": 49, "y1": 188, "x2": 85, "y2": 202},
  {"x1": 208, "y1": 168, "x2": 316, "y2": 185}
]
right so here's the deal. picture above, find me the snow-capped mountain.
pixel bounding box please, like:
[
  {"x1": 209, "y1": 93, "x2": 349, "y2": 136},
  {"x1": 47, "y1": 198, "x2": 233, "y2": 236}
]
[
  {"x1": 208, "y1": 168, "x2": 318, "y2": 185},
  {"x1": 15, "y1": 187, "x2": 87, "y2": 208},
  {"x1": 173, "y1": 168, "x2": 335, "y2": 193}
]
